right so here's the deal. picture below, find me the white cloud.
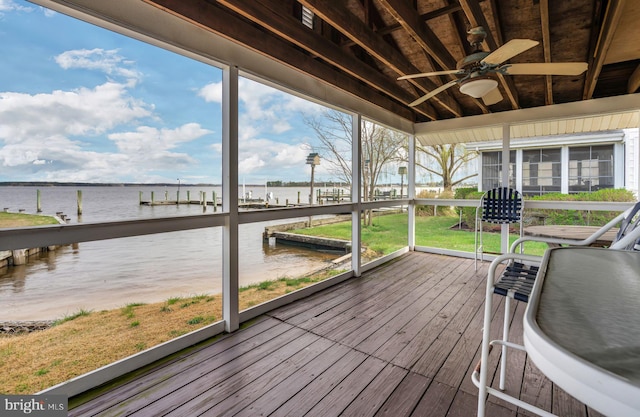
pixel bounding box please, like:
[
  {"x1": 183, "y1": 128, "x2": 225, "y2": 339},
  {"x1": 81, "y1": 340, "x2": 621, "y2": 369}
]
[
  {"x1": 237, "y1": 137, "x2": 308, "y2": 176},
  {"x1": 198, "y1": 81, "x2": 222, "y2": 103},
  {"x1": 199, "y1": 78, "x2": 324, "y2": 138},
  {"x1": 55, "y1": 49, "x2": 142, "y2": 85},
  {"x1": 0, "y1": 82, "x2": 152, "y2": 141},
  {"x1": 0, "y1": 0, "x2": 32, "y2": 13},
  {"x1": 196, "y1": 77, "x2": 329, "y2": 180},
  {"x1": 109, "y1": 123, "x2": 211, "y2": 154},
  {"x1": 0, "y1": 78, "x2": 211, "y2": 181}
]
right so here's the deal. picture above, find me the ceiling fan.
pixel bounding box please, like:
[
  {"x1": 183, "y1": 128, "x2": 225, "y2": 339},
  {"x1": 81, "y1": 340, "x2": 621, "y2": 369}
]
[{"x1": 398, "y1": 27, "x2": 588, "y2": 107}]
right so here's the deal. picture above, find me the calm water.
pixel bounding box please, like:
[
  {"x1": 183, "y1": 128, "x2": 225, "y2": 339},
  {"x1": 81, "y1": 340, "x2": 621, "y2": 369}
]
[{"x1": 0, "y1": 185, "x2": 344, "y2": 320}]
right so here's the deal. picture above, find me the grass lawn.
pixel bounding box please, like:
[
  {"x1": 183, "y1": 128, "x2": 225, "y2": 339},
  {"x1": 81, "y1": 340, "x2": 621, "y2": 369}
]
[
  {"x1": 0, "y1": 272, "x2": 340, "y2": 395},
  {"x1": 0, "y1": 212, "x2": 59, "y2": 228},
  {"x1": 295, "y1": 213, "x2": 548, "y2": 256}
]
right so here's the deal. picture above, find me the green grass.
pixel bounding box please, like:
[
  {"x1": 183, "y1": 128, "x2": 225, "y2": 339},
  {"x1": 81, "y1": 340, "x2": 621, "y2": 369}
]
[
  {"x1": 294, "y1": 214, "x2": 408, "y2": 254},
  {"x1": 0, "y1": 212, "x2": 60, "y2": 228},
  {"x1": 293, "y1": 213, "x2": 548, "y2": 257},
  {"x1": 52, "y1": 309, "x2": 92, "y2": 326},
  {"x1": 414, "y1": 216, "x2": 547, "y2": 255}
]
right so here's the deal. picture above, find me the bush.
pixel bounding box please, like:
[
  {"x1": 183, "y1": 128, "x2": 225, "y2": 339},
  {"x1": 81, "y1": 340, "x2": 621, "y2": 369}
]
[
  {"x1": 526, "y1": 188, "x2": 635, "y2": 226},
  {"x1": 454, "y1": 187, "x2": 477, "y2": 199},
  {"x1": 458, "y1": 190, "x2": 484, "y2": 227},
  {"x1": 416, "y1": 189, "x2": 457, "y2": 216},
  {"x1": 454, "y1": 188, "x2": 634, "y2": 228}
]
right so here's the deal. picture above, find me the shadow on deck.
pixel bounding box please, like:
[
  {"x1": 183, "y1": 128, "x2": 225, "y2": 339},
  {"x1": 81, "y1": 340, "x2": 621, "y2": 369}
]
[{"x1": 69, "y1": 252, "x2": 603, "y2": 416}]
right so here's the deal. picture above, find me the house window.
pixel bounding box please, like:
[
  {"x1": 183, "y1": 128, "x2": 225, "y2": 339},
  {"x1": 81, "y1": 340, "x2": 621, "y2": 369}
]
[
  {"x1": 568, "y1": 145, "x2": 614, "y2": 193},
  {"x1": 522, "y1": 148, "x2": 561, "y2": 195},
  {"x1": 481, "y1": 151, "x2": 515, "y2": 191}
]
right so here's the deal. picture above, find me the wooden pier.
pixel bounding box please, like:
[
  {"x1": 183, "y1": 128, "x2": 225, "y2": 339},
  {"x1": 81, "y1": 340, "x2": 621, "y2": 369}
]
[{"x1": 139, "y1": 199, "x2": 296, "y2": 210}]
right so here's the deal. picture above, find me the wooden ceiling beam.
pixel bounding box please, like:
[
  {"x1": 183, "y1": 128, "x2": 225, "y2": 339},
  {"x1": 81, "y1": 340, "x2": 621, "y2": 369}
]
[
  {"x1": 379, "y1": 3, "x2": 462, "y2": 37},
  {"x1": 342, "y1": 3, "x2": 462, "y2": 46},
  {"x1": 584, "y1": 0, "x2": 626, "y2": 99},
  {"x1": 539, "y1": 0, "x2": 553, "y2": 105},
  {"x1": 376, "y1": 0, "x2": 457, "y2": 70},
  {"x1": 628, "y1": 64, "x2": 640, "y2": 93},
  {"x1": 143, "y1": 0, "x2": 416, "y2": 120},
  {"x1": 217, "y1": 0, "x2": 438, "y2": 120},
  {"x1": 299, "y1": 0, "x2": 463, "y2": 117},
  {"x1": 487, "y1": 0, "x2": 502, "y2": 45}
]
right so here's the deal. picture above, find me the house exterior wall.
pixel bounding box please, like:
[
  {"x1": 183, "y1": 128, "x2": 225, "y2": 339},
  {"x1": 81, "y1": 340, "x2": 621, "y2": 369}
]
[
  {"x1": 472, "y1": 129, "x2": 639, "y2": 197},
  {"x1": 625, "y1": 128, "x2": 640, "y2": 197}
]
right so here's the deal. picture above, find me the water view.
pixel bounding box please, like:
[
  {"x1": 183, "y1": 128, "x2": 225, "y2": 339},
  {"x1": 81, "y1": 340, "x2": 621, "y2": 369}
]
[{"x1": 0, "y1": 185, "x2": 343, "y2": 321}]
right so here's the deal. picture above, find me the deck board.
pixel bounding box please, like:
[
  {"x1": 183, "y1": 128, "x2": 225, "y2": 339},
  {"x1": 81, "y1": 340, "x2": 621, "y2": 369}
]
[{"x1": 68, "y1": 252, "x2": 598, "y2": 417}]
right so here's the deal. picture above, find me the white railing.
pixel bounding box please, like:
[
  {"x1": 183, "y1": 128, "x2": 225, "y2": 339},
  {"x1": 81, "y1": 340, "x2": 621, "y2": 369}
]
[{"x1": 2, "y1": 197, "x2": 631, "y2": 397}]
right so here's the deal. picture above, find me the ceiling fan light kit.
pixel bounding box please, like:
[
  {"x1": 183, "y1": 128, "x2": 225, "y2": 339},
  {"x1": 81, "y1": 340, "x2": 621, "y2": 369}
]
[{"x1": 459, "y1": 78, "x2": 499, "y2": 98}]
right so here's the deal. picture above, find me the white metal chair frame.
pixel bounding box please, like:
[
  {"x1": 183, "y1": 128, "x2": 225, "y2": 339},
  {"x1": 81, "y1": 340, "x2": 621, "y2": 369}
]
[{"x1": 472, "y1": 202, "x2": 640, "y2": 417}]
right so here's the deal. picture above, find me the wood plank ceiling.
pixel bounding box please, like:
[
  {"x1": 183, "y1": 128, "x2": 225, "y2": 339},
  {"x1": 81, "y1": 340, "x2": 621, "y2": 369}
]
[{"x1": 145, "y1": 0, "x2": 639, "y2": 125}]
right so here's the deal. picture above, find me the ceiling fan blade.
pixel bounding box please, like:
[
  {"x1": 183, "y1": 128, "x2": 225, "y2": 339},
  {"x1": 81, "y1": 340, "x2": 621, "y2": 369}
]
[
  {"x1": 409, "y1": 80, "x2": 458, "y2": 106},
  {"x1": 398, "y1": 70, "x2": 463, "y2": 80},
  {"x1": 504, "y1": 62, "x2": 588, "y2": 76},
  {"x1": 483, "y1": 39, "x2": 539, "y2": 65},
  {"x1": 482, "y1": 87, "x2": 502, "y2": 105}
]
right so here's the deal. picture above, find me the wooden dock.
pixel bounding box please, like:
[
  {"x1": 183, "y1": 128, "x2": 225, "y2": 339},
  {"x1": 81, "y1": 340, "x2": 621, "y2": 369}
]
[
  {"x1": 139, "y1": 199, "x2": 294, "y2": 209},
  {"x1": 268, "y1": 231, "x2": 351, "y2": 253}
]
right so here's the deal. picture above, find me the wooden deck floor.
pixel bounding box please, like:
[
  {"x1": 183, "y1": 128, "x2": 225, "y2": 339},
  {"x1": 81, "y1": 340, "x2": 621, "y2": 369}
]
[{"x1": 69, "y1": 252, "x2": 603, "y2": 417}]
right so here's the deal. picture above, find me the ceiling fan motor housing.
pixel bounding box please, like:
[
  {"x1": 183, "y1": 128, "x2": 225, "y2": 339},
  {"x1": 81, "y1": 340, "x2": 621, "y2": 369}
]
[{"x1": 457, "y1": 51, "x2": 490, "y2": 71}]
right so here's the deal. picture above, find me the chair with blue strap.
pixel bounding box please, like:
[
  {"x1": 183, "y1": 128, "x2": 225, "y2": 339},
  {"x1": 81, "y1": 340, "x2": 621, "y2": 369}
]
[
  {"x1": 473, "y1": 200, "x2": 640, "y2": 417},
  {"x1": 474, "y1": 187, "x2": 524, "y2": 271}
]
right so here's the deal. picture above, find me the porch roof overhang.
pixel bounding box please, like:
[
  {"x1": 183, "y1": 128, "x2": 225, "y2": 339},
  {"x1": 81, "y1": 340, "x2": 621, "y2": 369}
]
[
  {"x1": 30, "y1": 0, "x2": 640, "y2": 146},
  {"x1": 414, "y1": 94, "x2": 640, "y2": 146}
]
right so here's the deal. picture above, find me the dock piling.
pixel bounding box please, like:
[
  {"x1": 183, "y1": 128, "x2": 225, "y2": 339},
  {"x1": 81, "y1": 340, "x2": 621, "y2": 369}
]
[{"x1": 77, "y1": 190, "x2": 83, "y2": 215}]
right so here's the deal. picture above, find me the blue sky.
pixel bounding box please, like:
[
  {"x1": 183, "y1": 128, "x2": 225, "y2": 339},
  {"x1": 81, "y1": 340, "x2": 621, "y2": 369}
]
[{"x1": 0, "y1": 0, "x2": 332, "y2": 184}]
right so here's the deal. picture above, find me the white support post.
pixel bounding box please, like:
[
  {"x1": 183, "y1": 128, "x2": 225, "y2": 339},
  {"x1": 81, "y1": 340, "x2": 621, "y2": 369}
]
[
  {"x1": 515, "y1": 149, "x2": 523, "y2": 192},
  {"x1": 636, "y1": 114, "x2": 640, "y2": 195},
  {"x1": 408, "y1": 133, "x2": 416, "y2": 250},
  {"x1": 501, "y1": 124, "x2": 510, "y2": 254},
  {"x1": 222, "y1": 65, "x2": 239, "y2": 333},
  {"x1": 351, "y1": 113, "x2": 362, "y2": 277},
  {"x1": 561, "y1": 145, "x2": 570, "y2": 194}
]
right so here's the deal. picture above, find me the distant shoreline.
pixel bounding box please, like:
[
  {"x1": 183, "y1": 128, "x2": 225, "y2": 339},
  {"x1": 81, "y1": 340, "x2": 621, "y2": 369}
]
[
  {"x1": 0, "y1": 181, "x2": 347, "y2": 188},
  {"x1": 0, "y1": 181, "x2": 219, "y2": 187}
]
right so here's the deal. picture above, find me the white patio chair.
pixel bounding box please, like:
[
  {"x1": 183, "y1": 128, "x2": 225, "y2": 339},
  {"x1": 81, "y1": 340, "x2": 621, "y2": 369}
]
[{"x1": 473, "y1": 201, "x2": 640, "y2": 417}]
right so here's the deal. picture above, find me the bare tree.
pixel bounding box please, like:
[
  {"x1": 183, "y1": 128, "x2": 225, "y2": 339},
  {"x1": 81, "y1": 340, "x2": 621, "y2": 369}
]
[
  {"x1": 416, "y1": 144, "x2": 477, "y2": 191},
  {"x1": 304, "y1": 110, "x2": 406, "y2": 225}
]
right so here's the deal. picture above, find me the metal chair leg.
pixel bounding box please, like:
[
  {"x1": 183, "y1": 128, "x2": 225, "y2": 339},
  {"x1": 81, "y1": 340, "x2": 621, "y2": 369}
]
[
  {"x1": 499, "y1": 295, "x2": 512, "y2": 390},
  {"x1": 477, "y1": 276, "x2": 495, "y2": 416}
]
